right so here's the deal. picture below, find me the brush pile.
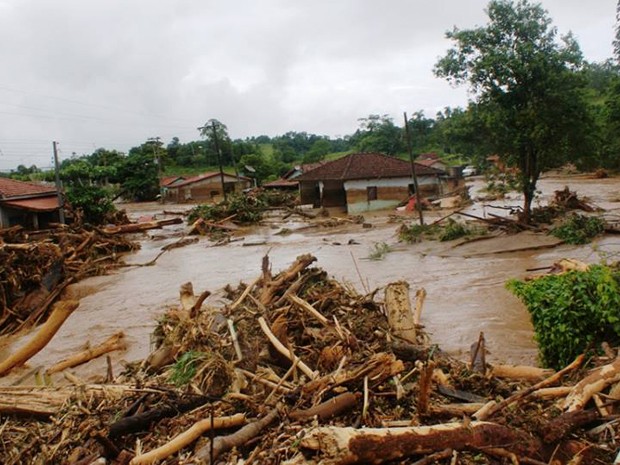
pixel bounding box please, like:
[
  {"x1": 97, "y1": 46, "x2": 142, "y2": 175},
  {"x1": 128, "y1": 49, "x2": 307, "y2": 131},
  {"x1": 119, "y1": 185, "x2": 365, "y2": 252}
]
[
  {"x1": 0, "y1": 224, "x2": 139, "y2": 336},
  {"x1": 1, "y1": 255, "x2": 619, "y2": 464}
]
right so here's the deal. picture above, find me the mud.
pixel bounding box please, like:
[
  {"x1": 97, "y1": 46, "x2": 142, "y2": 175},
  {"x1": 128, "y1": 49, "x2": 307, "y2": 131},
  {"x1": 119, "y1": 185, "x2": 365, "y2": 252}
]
[{"x1": 1, "y1": 174, "x2": 619, "y2": 385}]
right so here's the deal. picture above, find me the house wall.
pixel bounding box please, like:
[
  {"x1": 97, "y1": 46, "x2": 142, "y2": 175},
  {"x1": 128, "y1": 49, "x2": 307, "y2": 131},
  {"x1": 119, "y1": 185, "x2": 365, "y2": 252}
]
[
  {"x1": 0, "y1": 206, "x2": 59, "y2": 229},
  {"x1": 299, "y1": 182, "x2": 319, "y2": 207},
  {"x1": 168, "y1": 176, "x2": 250, "y2": 203},
  {"x1": 344, "y1": 176, "x2": 441, "y2": 214}
]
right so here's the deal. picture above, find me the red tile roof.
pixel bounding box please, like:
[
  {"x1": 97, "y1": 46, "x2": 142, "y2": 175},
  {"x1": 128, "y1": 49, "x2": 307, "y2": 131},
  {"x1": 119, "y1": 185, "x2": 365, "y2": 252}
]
[
  {"x1": 2, "y1": 195, "x2": 60, "y2": 212},
  {"x1": 296, "y1": 152, "x2": 442, "y2": 182},
  {"x1": 171, "y1": 172, "x2": 251, "y2": 188},
  {"x1": 0, "y1": 177, "x2": 57, "y2": 199},
  {"x1": 160, "y1": 175, "x2": 185, "y2": 187}
]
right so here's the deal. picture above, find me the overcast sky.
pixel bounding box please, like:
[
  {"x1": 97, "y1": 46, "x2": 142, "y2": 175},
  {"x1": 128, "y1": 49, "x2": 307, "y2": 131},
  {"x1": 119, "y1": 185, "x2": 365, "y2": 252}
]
[{"x1": 0, "y1": 0, "x2": 616, "y2": 170}]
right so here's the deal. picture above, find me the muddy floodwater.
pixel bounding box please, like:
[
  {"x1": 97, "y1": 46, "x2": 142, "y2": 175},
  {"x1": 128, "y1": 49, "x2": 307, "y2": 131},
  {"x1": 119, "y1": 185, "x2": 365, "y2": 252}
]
[{"x1": 1, "y1": 174, "x2": 619, "y2": 384}]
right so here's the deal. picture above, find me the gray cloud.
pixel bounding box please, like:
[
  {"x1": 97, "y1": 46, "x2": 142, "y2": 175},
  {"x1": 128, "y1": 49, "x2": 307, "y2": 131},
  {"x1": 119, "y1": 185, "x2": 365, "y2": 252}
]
[{"x1": 0, "y1": 0, "x2": 615, "y2": 169}]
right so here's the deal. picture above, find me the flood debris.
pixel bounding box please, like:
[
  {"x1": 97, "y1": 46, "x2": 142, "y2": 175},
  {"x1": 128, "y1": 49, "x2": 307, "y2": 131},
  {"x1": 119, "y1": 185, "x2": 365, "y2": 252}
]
[
  {"x1": 0, "y1": 222, "x2": 141, "y2": 337},
  {"x1": 0, "y1": 255, "x2": 618, "y2": 464}
]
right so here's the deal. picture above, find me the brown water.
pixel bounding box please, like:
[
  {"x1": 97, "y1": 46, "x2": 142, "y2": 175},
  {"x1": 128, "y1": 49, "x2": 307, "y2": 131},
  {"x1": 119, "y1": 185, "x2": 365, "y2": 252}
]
[{"x1": 1, "y1": 175, "x2": 619, "y2": 384}]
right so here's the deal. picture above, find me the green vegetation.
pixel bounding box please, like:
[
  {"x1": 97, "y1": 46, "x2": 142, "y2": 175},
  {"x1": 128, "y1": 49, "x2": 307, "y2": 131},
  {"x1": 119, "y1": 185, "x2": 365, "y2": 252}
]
[
  {"x1": 398, "y1": 218, "x2": 484, "y2": 243},
  {"x1": 550, "y1": 214, "x2": 606, "y2": 244},
  {"x1": 188, "y1": 193, "x2": 267, "y2": 225},
  {"x1": 367, "y1": 242, "x2": 392, "y2": 260},
  {"x1": 508, "y1": 265, "x2": 620, "y2": 369},
  {"x1": 169, "y1": 351, "x2": 205, "y2": 387},
  {"x1": 435, "y1": 0, "x2": 595, "y2": 223},
  {"x1": 65, "y1": 185, "x2": 116, "y2": 225}
]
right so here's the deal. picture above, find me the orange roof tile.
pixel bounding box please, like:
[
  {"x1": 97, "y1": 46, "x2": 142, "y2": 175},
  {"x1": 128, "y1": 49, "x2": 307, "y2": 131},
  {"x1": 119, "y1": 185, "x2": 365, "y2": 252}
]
[
  {"x1": 2, "y1": 195, "x2": 60, "y2": 212},
  {"x1": 0, "y1": 177, "x2": 57, "y2": 199}
]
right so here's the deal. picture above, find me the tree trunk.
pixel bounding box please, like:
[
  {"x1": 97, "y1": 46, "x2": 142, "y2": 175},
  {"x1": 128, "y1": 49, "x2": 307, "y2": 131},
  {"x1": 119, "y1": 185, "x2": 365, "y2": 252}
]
[
  {"x1": 384, "y1": 281, "x2": 417, "y2": 344},
  {"x1": 289, "y1": 422, "x2": 541, "y2": 465}
]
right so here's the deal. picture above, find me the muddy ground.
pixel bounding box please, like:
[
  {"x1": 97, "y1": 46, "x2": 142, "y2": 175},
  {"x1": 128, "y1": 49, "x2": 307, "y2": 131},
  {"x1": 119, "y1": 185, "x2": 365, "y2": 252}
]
[{"x1": 1, "y1": 174, "x2": 619, "y2": 387}]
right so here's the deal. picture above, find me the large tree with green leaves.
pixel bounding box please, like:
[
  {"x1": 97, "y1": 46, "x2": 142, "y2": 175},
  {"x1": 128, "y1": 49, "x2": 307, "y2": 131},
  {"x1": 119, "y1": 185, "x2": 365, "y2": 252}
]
[{"x1": 435, "y1": 0, "x2": 593, "y2": 223}]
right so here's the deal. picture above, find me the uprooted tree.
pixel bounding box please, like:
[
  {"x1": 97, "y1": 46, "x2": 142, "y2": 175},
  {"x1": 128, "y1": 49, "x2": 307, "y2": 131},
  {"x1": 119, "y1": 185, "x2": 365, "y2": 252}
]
[{"x1": 435, "y1": 0, "x2": 593, "y2": 224}]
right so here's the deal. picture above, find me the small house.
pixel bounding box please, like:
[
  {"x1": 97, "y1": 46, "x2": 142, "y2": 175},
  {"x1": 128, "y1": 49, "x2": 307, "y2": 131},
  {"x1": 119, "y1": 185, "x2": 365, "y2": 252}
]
[
  {"x1": 164, "y1": 172, "x2": 252, "y2": 203},
  {"x1": 296, "y1": 152, "x2": 448, "y2": 214},
  {"x1": 0, "y1": 177, "x2": 61, "y2": 229},
  {"x1": 262, "y1": 161, "x2": 327, "y2": 190}
]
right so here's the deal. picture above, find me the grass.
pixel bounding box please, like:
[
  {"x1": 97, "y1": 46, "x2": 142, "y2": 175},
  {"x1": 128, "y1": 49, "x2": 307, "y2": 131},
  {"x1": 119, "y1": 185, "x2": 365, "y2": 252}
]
[{"x1": 367, "y1": 242, "x2": 392, "y2": 260}]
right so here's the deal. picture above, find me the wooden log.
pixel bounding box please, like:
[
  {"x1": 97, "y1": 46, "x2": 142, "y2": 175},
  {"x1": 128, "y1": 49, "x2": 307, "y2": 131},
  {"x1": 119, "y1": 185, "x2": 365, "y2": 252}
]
[
  {"x1": 129, "y1": 413, "x2": 246, "y2": 465},
  {"x1": 564, "y1": 355, "x2": 620, "y2": 412},
  {"x1": 289, "y1": 422, "x2": 541, "y2": 465},
  {"x1": 0, "y1": 300, "x2": 79, "y2": 377},
  {"x1": 194, "y1": 409, "x2": 279, "y2": 464},
  {"x1": 384, "y1": 281, "x2": 416, "y2": 344},
  {"x1": 489, "y1": 364, "x2": 555, "y2": 381},
  {"x1": 476, "y1": 354, "x2": 584, "y2": 421},
  {"x1": 46, "y1": 332, "x2": 126, "y2": 375},
  {"x1": 470, "y1": 332, "x2": 486, "y2": 374},
  {"x1": 540, "y1": 409, "x2": 600, "y2": 443},
  {"x1": 109, "y1": 395, "x2": 209, "y2": 438},
  {"x1": 289, "y1": 392, "x2": 360, "y2": 421},
  {"x1": 102, "y1": 217, "x2": 182, "y2": 235},
  {"x1": 429, "y1": 403, "x2": 486, "y2": 418}
]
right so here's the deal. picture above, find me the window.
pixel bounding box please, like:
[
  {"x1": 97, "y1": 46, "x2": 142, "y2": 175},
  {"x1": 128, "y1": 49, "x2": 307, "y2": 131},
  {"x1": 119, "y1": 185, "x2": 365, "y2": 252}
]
[{"x1": 367, "y1": 186, "x2": 377, "y2": 201}]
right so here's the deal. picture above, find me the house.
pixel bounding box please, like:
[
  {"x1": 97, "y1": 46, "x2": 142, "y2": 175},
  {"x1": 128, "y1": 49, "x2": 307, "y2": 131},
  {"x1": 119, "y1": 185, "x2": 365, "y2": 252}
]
[
  {"x1": 416, "y1": 153, "x2": 449, "y2": 173},
  {"x1": 0, "y1": 177, "x2": 61, "y2": 229},
  {"x1": 296, "y1": 152, "x2": 449, "y2": 214},
  {"x1": 163, "y1": 172, "x2": 252, "y2": 203},
  {"x1": 262, "y1": 161, "x2": 327, "y2": 190}
]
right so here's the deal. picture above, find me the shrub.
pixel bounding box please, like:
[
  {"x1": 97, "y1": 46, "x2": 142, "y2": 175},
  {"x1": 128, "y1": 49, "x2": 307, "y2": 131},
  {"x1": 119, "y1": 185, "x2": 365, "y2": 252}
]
[
  {"x1": 550, "y1": 214, "x2": 606, "y2": 244},
  {"x1": 66, "y1": 185, "x2": 116, "y2": 225},
  {"x1": 367, "y1": 242, "x2": 392, "y2": 260},
  {"x1": 508, "y1": 265, "x2": 620, "y2": 369},
  {"x1": 188, "y1": 192, "x2": 267, "y2": 225}
]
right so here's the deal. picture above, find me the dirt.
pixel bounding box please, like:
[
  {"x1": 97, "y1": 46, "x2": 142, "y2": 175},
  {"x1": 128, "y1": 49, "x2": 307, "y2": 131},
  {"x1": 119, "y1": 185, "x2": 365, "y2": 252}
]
[{"x1": 0, "y1": 174, "x2": 619, "y2": 387}]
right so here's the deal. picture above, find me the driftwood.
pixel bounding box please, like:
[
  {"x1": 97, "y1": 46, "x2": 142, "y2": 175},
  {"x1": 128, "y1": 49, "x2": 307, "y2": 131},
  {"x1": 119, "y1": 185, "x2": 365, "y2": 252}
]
[
  {"x1": 129, "y1": 413, "x2": 246, "y2": 465},
  {"x1": 384, "y1": 281, "x2": 416, "y2": 344},
  {"x1": 564, "y1": 355, "x2": 620, "y2": 412},
  {"x1": 489, "y1": 364, "x2": 555, "y2": 381},
  {"x1": 475, "y1": 354, "x2": 584, "y2": 420},
  {"x1": 287, "y1": 422, "x2": 541, "y2": 465},
  {"x1": 289, "y1": 392, "x2": 360, "y2": 421},
  {"x1": 259, "y1": 253, "x2": 317, "y2": 306},
  {"x1": 109, "y1": 395, "x2": 209, "y2": 438},
  {"x1": 0, "y1": 300, "x2": 79, "y2": 377},
  {"x1": 102, "y1": 217, "x2": 182, "y2": 235},
  {"x1": 46, "y1": 332, "x2": 126, "y2": 375},
  {"x1": 194, "y1": 409, "x2": 279, "y2": 464},
  {"x1": 540, "y1": 409, "x2": 601, "y2": 443}
]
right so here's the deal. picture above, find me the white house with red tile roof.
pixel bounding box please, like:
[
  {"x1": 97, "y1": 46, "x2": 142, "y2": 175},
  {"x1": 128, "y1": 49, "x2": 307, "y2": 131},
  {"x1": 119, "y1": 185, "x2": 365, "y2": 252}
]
[
  {"x1": 162, "y1": 172, "x2": 252, "y2": 203},
  {"x1": 296, "y1": 152, "x2": 459, "y2": 213},
  {"x1": 0, "y1": 177, "x2": 61, "y2": 229}
]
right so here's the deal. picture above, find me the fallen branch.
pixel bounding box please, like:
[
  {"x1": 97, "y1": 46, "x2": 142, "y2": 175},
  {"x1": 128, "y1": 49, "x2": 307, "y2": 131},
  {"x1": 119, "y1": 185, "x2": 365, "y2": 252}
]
[
  {"x1": 46, "y1": 332, "x2": 126, "y2": 375},
  {"x1": 129, "y1": 413, "x2": 246, "y2": 465},
  {"x1": 475, "y1": 354, "x2": 584, "y2": 421},
  {"x1": 102, "y1": 217, "x2": 182, "y2": 235},
  {"x1": 258, "y1": 316, "x2": 317, "y2": 379},
  {"x1": 564, "y1": 355, "x2": 620, "y2": 412},
  {"x1": 0, "y1": 300, "x2": 79, "y2": 377},
  {"x1": 289, "y1": 392, "x2": 360, "y2": 421},
  {"x1": 194, "y1": 409, "x2": 279, "y2": 464},
  {"x1": 384, "y1": 281, "x2": 416, "y2": 344}
]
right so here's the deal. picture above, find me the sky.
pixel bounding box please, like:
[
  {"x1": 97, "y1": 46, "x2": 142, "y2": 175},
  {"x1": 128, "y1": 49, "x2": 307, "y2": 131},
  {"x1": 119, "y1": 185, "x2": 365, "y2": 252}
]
[{"x1": 0, "y1": 0, "x2": 616, "y2": 171}]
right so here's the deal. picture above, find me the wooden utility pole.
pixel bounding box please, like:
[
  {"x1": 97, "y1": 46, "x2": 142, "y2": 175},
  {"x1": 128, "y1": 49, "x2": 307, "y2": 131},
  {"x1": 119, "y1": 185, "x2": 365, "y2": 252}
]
[
  {"x1": 148, "y1": 137, "x2": 164, "y2": 202},
  {"x1": 403, "y1": 112, "x2": 424, "y2": 225},
  {"x1": 210, "y1": 121, "x2": 227, "y2": 202},
  {"x1": 52, "y1": 141, "x2": 65, "y2": 224}
]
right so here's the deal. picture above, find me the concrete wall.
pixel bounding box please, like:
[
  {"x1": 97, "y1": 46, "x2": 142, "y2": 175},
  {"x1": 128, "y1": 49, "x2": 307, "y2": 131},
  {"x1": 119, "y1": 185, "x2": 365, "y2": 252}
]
[
  {"x1": 344, "y1": 176, "x2": 440, "y2": 214},
  {"x1": 168, "y1": 176, "x2": 250, "y2": 203}
]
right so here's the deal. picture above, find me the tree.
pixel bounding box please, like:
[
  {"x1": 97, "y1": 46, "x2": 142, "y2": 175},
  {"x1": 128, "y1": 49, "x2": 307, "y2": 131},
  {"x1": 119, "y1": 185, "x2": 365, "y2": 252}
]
[
  {"x1": 615, "y1": 0, "x2": 620, "y2": 63},
  {"x1": 303, "y1": 138, "x2": 331, "y2": 163},
  {"x1": 435, "y1": 0, "x2": 593, "y2": 223},
  {"x1": 353, "y1": 114, "x2": 403, "y2": 155},
  {"x1": 119, "y1": 143, "x2": 160, "y2": 201}
]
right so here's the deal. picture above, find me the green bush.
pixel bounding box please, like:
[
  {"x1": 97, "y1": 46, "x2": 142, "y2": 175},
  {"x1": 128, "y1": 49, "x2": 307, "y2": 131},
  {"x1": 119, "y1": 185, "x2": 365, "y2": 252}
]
[
  {"x1": 439, "y1": 218, "x2": 471, "y2": 241},
  {"x1": 66, "y1": 184, "x2": 116, "y2": 225},
  {"x1": 550, "y1": 214, "x2": 606, "y2": 244},
  {"x1": 188, "y1": 192, "x2": 267, "y2": 225},
  {"x1": 508, "y1": 265, "x2": 620, "y2": 369}
]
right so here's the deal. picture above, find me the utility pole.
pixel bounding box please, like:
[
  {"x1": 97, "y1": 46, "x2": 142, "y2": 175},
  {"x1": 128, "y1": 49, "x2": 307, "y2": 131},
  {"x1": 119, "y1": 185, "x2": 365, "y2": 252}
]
[
  {"x1": 148, "y1": 137, "x2": 164, "y2": 202},
  {"x1": 52, "y1": 141, "x2": 65, "y2": 224},
  {"x1": 403, "y1": 112, "x2": 424, "y2": 225}
]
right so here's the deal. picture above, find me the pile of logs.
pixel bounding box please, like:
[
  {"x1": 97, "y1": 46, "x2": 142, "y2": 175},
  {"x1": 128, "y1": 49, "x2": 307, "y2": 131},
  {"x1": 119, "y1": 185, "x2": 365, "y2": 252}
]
[
  {"x1": 1, "y1": 255, "x2": 619, "y2": 464},
  {"x1": 0, "y1": 224, "x2": 141, "y2": 336}
]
